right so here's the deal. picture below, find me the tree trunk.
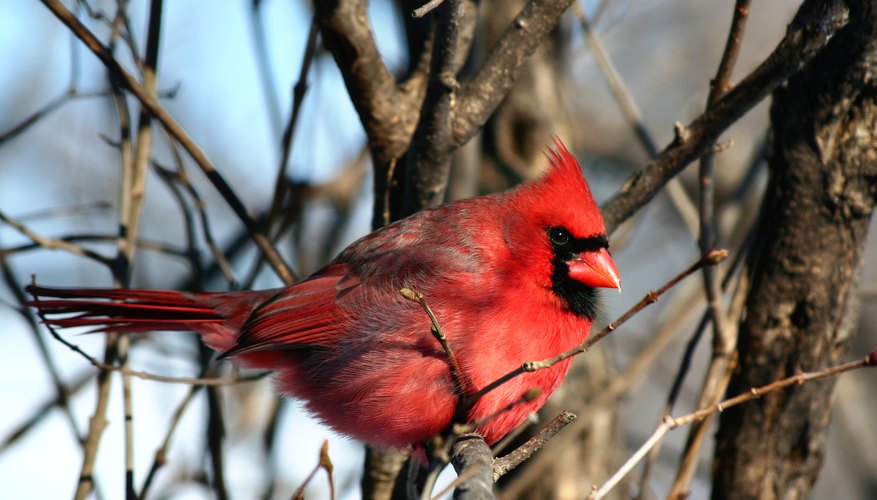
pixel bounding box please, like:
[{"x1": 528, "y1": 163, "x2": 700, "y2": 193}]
[{"x1": 712, "y1": 2, "x2": 877, "y2": 498}]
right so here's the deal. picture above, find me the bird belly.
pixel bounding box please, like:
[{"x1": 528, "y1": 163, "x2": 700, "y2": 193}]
[{"x1": 272, "y1": 349, "x2": 458, "y2": 448}]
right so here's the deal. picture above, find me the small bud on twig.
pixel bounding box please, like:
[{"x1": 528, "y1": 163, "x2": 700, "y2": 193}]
[
  {"x1": 673, "y1": 121, "x2": 690, "y2": 144},
  {"x1": 399, "y1": 287, "x2": 420, "y2": 301},
  {"x1": 523, "y1": 387, "x2": 542, "y2": 402},
  {"x1": 706, "y1": 248, "x2": 729, "y2": 265},
  {"x1": 712, "y1": 139, "x2": 734, "y2": 153}
]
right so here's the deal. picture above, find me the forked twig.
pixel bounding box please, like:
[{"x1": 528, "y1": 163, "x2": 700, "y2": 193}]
[{"x1": 292, "y1": 440, "x2": 336, "y2": 500}]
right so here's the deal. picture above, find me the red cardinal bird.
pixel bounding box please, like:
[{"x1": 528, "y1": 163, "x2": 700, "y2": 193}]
[{"x1": 26, "y1": 139, "x2": 619, "y2": 449}]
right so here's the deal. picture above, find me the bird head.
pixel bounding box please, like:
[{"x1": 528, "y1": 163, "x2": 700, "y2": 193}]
[{"x1": 503, "y1": 138, "x2": 620, "y2": 318}]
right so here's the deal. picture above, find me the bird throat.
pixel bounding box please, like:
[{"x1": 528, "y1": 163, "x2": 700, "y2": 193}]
[{"x1": 550, "y1": 257, "x2": 600, "y2": 320}]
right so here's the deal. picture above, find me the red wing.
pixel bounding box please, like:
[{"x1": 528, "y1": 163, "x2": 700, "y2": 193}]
[
  {"x1": 224, "y1": 264, "x2": 354, "y2": 356},
  {"x1": 225, "y1": 239, "x2": 482, "y2": 357}
]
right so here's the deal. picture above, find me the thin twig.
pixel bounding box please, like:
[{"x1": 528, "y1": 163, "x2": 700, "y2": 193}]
[
  {"x1": 401, "y1": 287, "x2": 468, "y2": 395},
  {"x1": 592, "y1": 426, "x2": 670, "y2": 500},
  {"x1": 0, "y1": 210, "x2": 110, "y2": 265},
  {"x1": 139, "y1": 376, "x2": 203, "y2": 497},
  {"x1": 292, "y1": 440, "x2": 335, "y2": 500},
  {"x1": 0, "y1": 369, "x2": 91, "y2": 454},
  {"x1": 266, "y1": 16, "x2": 318, "y2": 239},
  {"x1": 668, "y1": 2, "x2": 751, "y2": 495},
  {"x1": 153, "y1": 152, "x2": 239, "y2": 287},
  {"x1": 73, "y1": 335, "x2": 117, "y2": 500},
  {"x1": 0, "y1": 90, "x2": 99, "y2": 147},
  {"x1": 3, "y1": 233, "x2": 187, "y2": 258},
  {"x1": 12, "y1": 201, "x2": 112, "y2": 222},
  {"x1": 492, "y1": 410, "x2": 577, "y2": 481},
  {"x1": 636, "y1": 227, "x2": 754, "y2": 497},
  {"x1": 413, "y1": 0, "x2": 446, "y2": 18},
  {"x1": 322, "y1": 440, "x2": 337, "y2": 500},
  {"x1": 572, "y1": 1, "x2": 699, "y2": 237},
  {"x1": 39, "y1": 0, "x2": 296, "y2": 285},
  {"x1": 0, "y1": 0, "x2": 101, "y2": 148},
  {"x1": 248, "y1": 0, "x2": 283, "y2": 138},
  {"x1": 589, "y1": 350, "x2": 877, "y2": 499},
  {"x1": 258, "y1": 397, "x2": 286, "y2": 500},
  {"x1": 469, "y1": 249, "x2": 728, "y2": 407},
  {"x1": 0, "y1": 249, "x2": 85, "y2": 449}
]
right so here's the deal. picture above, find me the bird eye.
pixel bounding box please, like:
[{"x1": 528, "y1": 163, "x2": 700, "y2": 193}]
[{"x1": 548, "y1": 226, "x2": 570, "y2": 246}]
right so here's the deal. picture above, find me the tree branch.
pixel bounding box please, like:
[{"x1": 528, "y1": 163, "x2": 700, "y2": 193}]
[
  {"x1": 452, "y1": 0, "x2": 574, "y2": 148},
  {"x1": 39, "y1": 0, "x2": 295, "y2": 285},
  {"x1": 713, "y1": 0, "x2": 877, "y2": 496},
  {"x1": 314, "y1": 0, "x2": 428, "y2": 170},
  {"x1": 600, "y1": 0, "x2": 850, "y2": 233}
]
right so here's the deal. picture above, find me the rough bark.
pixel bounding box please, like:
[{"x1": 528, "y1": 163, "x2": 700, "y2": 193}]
[
  {"x1": 712, "y1": 2, "x2": 877, "y2": 498},
  {"x1": 451, "y1": 435, "x2": 495, "y2": 500}
]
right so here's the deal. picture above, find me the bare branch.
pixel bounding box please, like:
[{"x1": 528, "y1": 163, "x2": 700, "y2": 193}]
[
  {"x1": 668, "y1": 1, "x2": 752, "y2": 495},
  {"x1": 0, "y1": 210, "x2": 111, "y2": 265},
  {"x1": 401, "y1": 288, "x2": 469, "y2": 395},
  {"x1": 413, "y1": 0, "x2": 446, "y2": 18},
  {"x1": 39, "y1": 0, "x2": 296, "y2": 285},
  {"x1": 590, "y1": 350, "x2": 877, "y2": 499},
  {"x1": 267, "y1": 17, "x2": 319, "y2": 231},
  {"x1": 492, "y1": 411, "x2": 576, "y2": 481},
  {"x1": 315, "y1": 0, "x2": 427, "y2": 169},
  {"x1": 292, "y1": 440, "x2": 336, "y2": 500},
  {"x1": 449, "y1": 435, "x2": 494, "y2": 500},
  {"x1": 403, "y1": 0, "x2": 473, "y2": 215},
  {"x1": 452, "y1": 0, "x2": 574, "y2": 148},
  {"x1": 600, "y1": 0, "x2": 850, "y2": 232}
]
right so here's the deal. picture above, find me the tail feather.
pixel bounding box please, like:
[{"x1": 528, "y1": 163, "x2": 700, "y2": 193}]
[
  {"x1": 26, "y1": 299, "x2": 222, "y2": 318},
  {"x1": 26, "y1": 285, "x2": 201, "y2": 305},
  {"x1": 25, "y1": 284, "x2": 270, "y2": 353}
]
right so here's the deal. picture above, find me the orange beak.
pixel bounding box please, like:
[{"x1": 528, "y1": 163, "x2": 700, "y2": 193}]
[{"x1": 566, "y1": 248, "x2": 621, "y2": 291}]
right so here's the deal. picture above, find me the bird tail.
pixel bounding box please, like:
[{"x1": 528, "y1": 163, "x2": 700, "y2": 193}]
[{"x1": 25, "y1": 284, "x2": 272, "y2": 353}]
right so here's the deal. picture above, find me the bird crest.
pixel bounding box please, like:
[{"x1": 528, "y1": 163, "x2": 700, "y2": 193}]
[{"x1": 513, "y1": 137, "x2": 605, "y2": 240}]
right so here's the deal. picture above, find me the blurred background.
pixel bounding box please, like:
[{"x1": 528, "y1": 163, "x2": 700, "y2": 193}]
[{"x1": 1, "y1": 1, "x2": 875, "y2": 498}]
